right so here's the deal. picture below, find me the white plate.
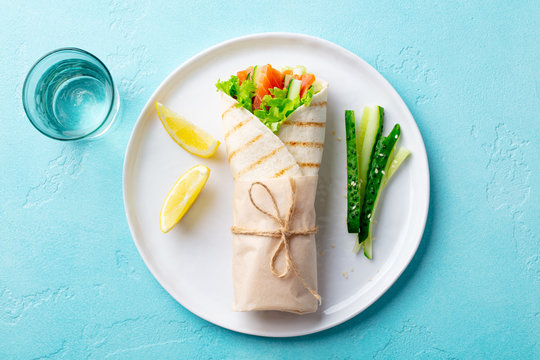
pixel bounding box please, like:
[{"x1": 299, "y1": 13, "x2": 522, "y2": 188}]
[{"x1": 123, "y1": 33, "x2": 430, "y2": 337}]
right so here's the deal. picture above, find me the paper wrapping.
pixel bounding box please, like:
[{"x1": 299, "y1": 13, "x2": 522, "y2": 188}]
[{"x1": 232, "y1": 176, "x2": 319, "y2": 314}]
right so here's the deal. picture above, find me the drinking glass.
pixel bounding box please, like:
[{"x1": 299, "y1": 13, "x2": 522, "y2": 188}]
[{"x1": 22, "y1": 48, "x2": 119, "y2": 141}]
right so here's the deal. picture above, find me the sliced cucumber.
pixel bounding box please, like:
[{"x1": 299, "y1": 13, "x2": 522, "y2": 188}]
[
  {"x1": 345, "y1": 110, "x2": 360, "y2": 233},
  {"x1": 360, "y1": 147, "x2": 410, "y2": 257},
  {"x1": 252, "y1": 65, "x2": 262, "y2": 84},
  {"x1": 357, "y1": 124, "x2": 401, "y2": 256},
  {"x1": 284, "y1": 74, "x2": 292, "y2": 88},
  {"x1": 384, "y1": 147, "x2": 411, "y2": 185},
  {"x1": 287, "y1": 79, "x2": 302, "y2": 100},
  {"x1": 355, "y1": 108, "x2": 368, "y2": 206},
  {"x1": 358, "y1": 106, "x2": 383, "y2": 220}
]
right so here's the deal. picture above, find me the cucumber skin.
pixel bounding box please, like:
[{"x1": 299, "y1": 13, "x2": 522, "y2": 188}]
[
  {"x1": 345, "y1": 110, "x2": 360, "y2": 233},
  {"x1": 358, "y1": 124, "x2": 401, "y2": 245},
  {"x1": 287, "y1": 79, "x2": 302, "y2": 100},
  {"x1": 358, "y1": 106, "x2": 384, "y2": 211},
  {"x1": 363, "y1": 139, "x2": 409, "y2": 259}
]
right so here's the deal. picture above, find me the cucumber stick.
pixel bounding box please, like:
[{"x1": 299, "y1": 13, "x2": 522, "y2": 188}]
[
  {"x1": 385, "y1": 147, "x2": 411, "y2": 184},
  {"x1": 357, "y1": 124, "x2": 401, "y2": 257},
  {"x1": 358, "y1": 106, "x2": 384, "y2": 207},
  {"x1": 345, "y1": 110, "x2": 360, "y2": 233},
  {"x1": 287, "y1": 79, "x2": 302, "y2": 100},
  {"x1": 362, "y1": 141, "x2": 410, "y2": 258}
]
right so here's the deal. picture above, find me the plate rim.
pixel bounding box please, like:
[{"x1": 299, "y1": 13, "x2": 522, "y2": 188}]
[{"x1": 122, "y1": 32, "x2": 430, "y2": 337}]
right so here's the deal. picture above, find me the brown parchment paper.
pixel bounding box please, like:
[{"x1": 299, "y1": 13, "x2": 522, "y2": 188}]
[{"x1": 231, "y1": 176, "x2": 319, "y2": 314}]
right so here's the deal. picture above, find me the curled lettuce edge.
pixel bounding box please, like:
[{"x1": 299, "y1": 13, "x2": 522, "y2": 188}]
[{"x1": 215, "y1": 74, "x2": 320, "y2": 134}]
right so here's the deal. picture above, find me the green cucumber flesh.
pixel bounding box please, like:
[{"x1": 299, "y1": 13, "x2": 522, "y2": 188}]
[
  {"x1": 384, "y1": 147, "x2": 411, "y2": 185},
  {"x1": 287, "y1": 79, "x2": 302, "y2": 100},
  {"x1": 362, "y1": 148, "x2": 410, "y2": 258},
  {"x1": 355, "y1": 108, "x2": 368, "y2": 208},
  {"x1": 284, "y1": 74, "x2": 292, "y2": 88},
  {"x1": 357, "y1": 124, "x2": 401, "y2": 254},
  {"x1": 252, "y1": 65, "x2": 262, "y2": 83},
  {"x1": 358, "y1": 106, "x2": 383, "y2": 210},
  {"x1": 345, "y1": 110, "x2": 360, "y2": 233},
  {"x1": 364, "y1": 142, "x2": 410, "y2": 259}
]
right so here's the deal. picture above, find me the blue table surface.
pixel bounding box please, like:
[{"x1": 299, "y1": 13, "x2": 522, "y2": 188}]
[{"x1": 2, "y1": 1, "x2": 539, "y2": 358}]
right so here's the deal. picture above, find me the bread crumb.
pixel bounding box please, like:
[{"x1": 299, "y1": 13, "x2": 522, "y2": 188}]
[
  {"x1": 342, "y1": 272, "x2": 349, "y2": 279},
  {"x1": 332, "y1": 130, "x2": 336, "y2": 136},
  {"x1": 331, "y1": 243, "x2": 336, "y2": 248},
  {"x1": 319, "y1": 251, "x2": 325, "y2": 256},
  {"x1": 350, "y1": 267, "x2": 354, "y2": 272},
  {"x1": 337, "y1": 137, "x2": 342, "y2": 142}
]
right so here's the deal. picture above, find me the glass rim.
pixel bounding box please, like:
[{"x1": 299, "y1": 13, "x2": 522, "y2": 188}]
[{"x1": 22, "y1": 47, "x2": 118, "y2": 141}]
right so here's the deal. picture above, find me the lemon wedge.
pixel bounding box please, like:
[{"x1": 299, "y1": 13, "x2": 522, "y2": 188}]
[
  {"x1": 160, "y1": 165, "x2": 210, "y2": 233},
  {"x1": 156, "y1": 102, "x2": 220, "y2": 158}
]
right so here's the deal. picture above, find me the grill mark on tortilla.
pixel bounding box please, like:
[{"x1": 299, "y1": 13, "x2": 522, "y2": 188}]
[
  {"x1": 298, "y1": 162, "x2": 320, "y2": 168},
  {"x1": 272, "y1": 164, "x2": 296, "y2": 178},
  {"x1": 224, "y1": 118, "x2": 251, "y2": 140},
  {"x1": 281, "y1": 121, "x2": 325, "y2": 128},
  {"x1": 311, "y1": 101, "x2": 327, "y2": 107},
  {"x1": 285, "y1": 141, "x2": 324, "y2": 149},
  {"x1": 235, "y1": 145, "x2": 286, "y2": 179},
  {"x1": 228, "y1": 133, "x2": 263, "y2": 162},
  {"x1": 221, "y1": 103, "x2": 237, "y2": 118}
]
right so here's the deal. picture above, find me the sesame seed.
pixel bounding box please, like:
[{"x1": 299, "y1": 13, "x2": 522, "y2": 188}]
[
  {"x1": 381, "y1": 170, "x2": 386, "y2": 175},
  {"x1": 395, "y1": 135, "x2": 398, "y2": 139},
  {"x1": 337, "y1": 137, "x2": 342, "y2": 142},
  {"x1": 375, "y1": 168, "x2": 379, "y2": 174},
  {"x1": 332, "y1": 131, "x2": 336, "y2": 136},
  {"x1": 350, "y1": 267, "x2": 354, "y2": 272},
  {"x1": 367, "y1": 214, "x2": 371, "y2": 218},
  {"x1": 342, "y1": 272, "x2": 349, "y2": 279},
  {"x1": 331, "y1": 243, "x2": 336, "y2": 248},
  {"x1": 352, "y1": 205, "x2": 356, "y2": 210}
]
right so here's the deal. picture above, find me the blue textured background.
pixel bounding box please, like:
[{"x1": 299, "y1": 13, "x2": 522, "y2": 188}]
[{"x1": 2, "y1": 1, "x2": 539, "y2": 358}]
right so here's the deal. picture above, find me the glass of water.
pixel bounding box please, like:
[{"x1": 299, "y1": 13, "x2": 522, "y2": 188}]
[{"x1": 22, "y1": 48, "x2": 119, "y2": 141}]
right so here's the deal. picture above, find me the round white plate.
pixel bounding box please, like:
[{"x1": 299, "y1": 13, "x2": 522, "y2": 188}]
[{"x1": 123, "y1": 33, "x2": 430, "y2": 337}]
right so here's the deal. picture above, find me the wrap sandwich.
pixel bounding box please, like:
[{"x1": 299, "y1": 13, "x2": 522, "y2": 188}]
[{"x1": 216, "y1": 65, "x2": 328, "y2": 313}]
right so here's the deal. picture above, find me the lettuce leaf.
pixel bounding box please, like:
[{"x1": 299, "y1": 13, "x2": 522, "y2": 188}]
[
  {"x1": 254, "y1": 87, "x2": 315, "y2": 133},
  {"x1": 215, "y1": 76, "x2": 239, "y2": 98},
  {"x1": 217, "y1": 74, "x2": 316, "y2": 134},
  {"x1": 254, "y1": 88, "x2": 294, "y2": 133},
  {"x1": 216, "y1": 76, "x2": 257, "y2": 113},
  {"x1": 301, "y1": 86, "x2": 314, "y2": 107},
  {"x1": 236, "y1": 80, "x2": 257, "y2": 113}
]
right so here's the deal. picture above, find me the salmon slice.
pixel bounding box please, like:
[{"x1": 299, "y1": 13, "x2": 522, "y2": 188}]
[
  {"x1": 293, "y1": 73, "x2": 316, "y2": 97},
  {"x1": 253, "y1": 64, "x2": 284, "y2": 110},
  {"x1": 237, "y1": 67, "x2": 253, "y2": 85}
]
